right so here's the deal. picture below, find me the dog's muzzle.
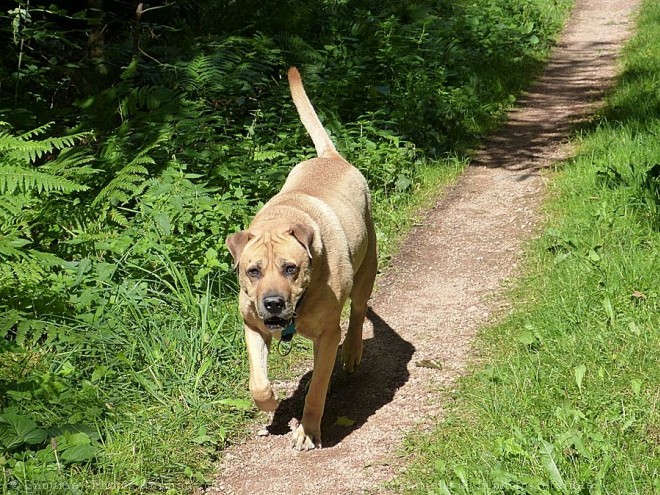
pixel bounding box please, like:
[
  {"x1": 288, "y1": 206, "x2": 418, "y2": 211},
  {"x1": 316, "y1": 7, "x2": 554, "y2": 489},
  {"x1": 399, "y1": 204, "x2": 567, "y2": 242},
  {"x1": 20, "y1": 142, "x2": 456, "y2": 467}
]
[
  {"x1": 261, "y1": 295, "x2": 293, "y2": 330},
  {"x1": 263, "y1": 316, "x2": 291, "y2": 330}
]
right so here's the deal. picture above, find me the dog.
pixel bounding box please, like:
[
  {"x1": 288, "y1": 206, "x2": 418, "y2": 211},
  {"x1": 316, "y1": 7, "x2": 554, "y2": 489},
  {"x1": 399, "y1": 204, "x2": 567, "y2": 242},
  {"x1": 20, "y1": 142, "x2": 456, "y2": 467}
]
[{"x1": 225, "y1": 67, "x2": 377, "y2": 450}]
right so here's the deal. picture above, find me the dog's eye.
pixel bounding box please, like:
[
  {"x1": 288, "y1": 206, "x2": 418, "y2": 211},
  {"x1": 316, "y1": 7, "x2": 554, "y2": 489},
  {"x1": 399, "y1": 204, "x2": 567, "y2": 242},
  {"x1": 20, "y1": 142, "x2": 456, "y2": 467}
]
[
  {"x1": 283, "y1": 264, "x2": 297, "y2": 276},
  {"x1": 247, "y1": 267, "x2": 261, "y2": 278}
]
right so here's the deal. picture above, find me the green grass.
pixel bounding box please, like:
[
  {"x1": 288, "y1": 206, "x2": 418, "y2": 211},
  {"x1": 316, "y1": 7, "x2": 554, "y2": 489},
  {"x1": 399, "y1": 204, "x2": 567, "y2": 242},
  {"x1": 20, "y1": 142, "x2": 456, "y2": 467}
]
[
  {"x1": 393, "y1": 2, "x2": 660, "y2": 494},
  {"x1": 0, "y1": 253, "x2": 255, "y2": 493}
]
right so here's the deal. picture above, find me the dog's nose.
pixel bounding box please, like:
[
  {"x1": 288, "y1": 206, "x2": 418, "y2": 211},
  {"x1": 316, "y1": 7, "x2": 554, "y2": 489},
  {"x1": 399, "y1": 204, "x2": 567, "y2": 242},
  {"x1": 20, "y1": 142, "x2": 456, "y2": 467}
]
[{"x1": 263, "y1": 296, "x2": 285, "y2": 314}]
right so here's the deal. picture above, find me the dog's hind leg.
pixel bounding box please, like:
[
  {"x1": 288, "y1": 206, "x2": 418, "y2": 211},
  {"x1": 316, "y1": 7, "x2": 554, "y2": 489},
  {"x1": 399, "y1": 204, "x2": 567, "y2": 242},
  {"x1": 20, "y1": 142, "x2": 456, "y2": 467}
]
[{"x1": 342, "y1": 235, "x2": 377, "y2": 373}]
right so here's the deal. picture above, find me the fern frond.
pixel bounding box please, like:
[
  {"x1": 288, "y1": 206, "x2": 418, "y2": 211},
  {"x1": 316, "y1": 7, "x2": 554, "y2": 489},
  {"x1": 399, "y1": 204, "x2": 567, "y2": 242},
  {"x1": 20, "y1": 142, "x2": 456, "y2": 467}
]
[
  {"x1": 0, "y1": 310, "x2": 22, "y2": 340},
  {"x1": 0, "y1": 125, "x2": 90, "y2": 163},
  {"x1": 0, "y1": 237, "x2": 30, "y2": 258},
  {"x1": 179, "y1": 54, "x2": 224, "y2": 93},
  {"x1": 28, "y1": 249, "x2": 65, "y2": 267},
  {"x1": 0, "y1": 194, "x2": 27, "y2": 219},
  {"x1": 0, "y1": 165, "x2": 89, "y2": 195},
  {"x1": 109, "y1": 208, "x2": 129, "y2": 226},
  {"x1": 272, "y1": 33, "x2": 323, "y2": 62},
  {"x1": 92, "y1": 164, "x2": 149, "y2": 207},
  {"x1": 119, "y1": 86, "x2": 177, "y2": 119},
  {"x1": 0, "y1": 131, "x2": 53, "y2": 159},
  {"x1": 42, "y1": 148, "x2": 98, "y2": 179},
  {"x1": 15, "y1": 121, "x2": 55, "y2": 140}
]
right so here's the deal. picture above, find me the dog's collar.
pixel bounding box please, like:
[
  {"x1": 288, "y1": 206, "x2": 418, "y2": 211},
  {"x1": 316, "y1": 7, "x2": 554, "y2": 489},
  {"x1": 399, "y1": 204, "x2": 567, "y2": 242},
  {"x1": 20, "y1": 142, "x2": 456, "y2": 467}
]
[
  {"x1": 276, "y1": 290, "x2": 306, "y2": 356},
  {"x1": 281, "y1": 321, "x2": 296, "y2": 341},
  {"x1": 277, "y1": 320, "x2": 296, "y2": 357}
]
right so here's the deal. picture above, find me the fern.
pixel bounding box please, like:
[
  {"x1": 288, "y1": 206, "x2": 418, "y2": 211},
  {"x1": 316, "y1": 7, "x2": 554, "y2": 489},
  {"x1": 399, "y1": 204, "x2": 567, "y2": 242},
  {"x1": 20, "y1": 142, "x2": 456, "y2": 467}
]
[
  {"x1": 174, "y1": 36, "x2": 282, "y2": 99},
  {"x1": 92, "y1": 162, "x2": 150, "y2": 207},
  {"x1": 0, "y1": 194, "x2": 25, "y2": 219},
  {"x1": 108, "y1": 207, "x2": 131, "y2": 227},
  {"x1": 118, "y1": 86, "x2": 177, "y2": 120},
  {"x1": 0, "y1": 123, "x2": 90, "y2": 195},
  {"x1": 0, "y1": 124, "x2": 90, "y2": 297},
  {"x1": 0, "y1": 165, "x2": 88, "y2": 195},
  {"x1": 0, "y1": 122, "x2": 89, "y2": 162},
  {"x1": 42, "y1": 147, "x2": 97, "y2": 178},
  {"x1": 92, "y1": 138, "x2": 165, "y2": 214},
  {"x1": 0, "y1": 237, "x2": 30, "y2": 258}
]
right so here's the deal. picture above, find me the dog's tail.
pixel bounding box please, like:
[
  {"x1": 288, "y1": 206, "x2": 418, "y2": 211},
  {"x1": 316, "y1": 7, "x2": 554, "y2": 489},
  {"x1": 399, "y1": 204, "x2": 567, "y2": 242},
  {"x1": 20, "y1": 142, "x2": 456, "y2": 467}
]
[{"x1": 288, "y1": 67, "x2": 337, "y2": 158}]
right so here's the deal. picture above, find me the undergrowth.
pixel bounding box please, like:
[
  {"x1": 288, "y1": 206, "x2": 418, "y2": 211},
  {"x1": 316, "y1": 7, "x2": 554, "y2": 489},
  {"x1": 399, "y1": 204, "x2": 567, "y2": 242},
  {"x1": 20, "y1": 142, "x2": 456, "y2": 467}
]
[
  {"x1": 395, "y1": 1, "x2": 660, "y2": 494},
  {"x1": 0, "y1": 0, "x2": 571, "y2": 492}
]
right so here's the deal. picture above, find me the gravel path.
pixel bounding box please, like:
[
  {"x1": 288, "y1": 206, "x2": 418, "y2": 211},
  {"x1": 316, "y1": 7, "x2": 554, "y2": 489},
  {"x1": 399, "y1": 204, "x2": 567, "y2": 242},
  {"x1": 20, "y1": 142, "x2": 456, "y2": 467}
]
[{"x1": 208, "y1": 1, "x2": 640, "y2": 493}]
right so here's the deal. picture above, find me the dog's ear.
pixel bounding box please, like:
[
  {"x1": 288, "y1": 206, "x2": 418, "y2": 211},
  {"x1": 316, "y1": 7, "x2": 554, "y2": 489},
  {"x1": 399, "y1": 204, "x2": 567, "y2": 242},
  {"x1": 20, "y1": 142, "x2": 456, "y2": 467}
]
[
  {"x1": 289, "y1": 224, "x2": 314, "y2": 260},
  {"x1": 226, "y1": 231, "x2": 253, "y2": 268}
]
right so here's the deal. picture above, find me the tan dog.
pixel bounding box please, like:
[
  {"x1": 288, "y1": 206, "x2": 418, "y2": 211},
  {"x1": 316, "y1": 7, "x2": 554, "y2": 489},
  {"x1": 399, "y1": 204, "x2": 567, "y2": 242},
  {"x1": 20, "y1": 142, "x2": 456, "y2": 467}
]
[{"x1": 225, "y1": 67, "x2": 377, "y2": 450}]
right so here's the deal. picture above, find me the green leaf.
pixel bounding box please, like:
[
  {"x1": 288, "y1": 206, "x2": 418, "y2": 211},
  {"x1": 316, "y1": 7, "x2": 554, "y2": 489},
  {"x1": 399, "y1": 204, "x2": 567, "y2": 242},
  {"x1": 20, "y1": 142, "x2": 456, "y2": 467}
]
[
  {"x1": 517, "y1": 330, "x2": 536, "y2": 346},
  {"x1": 453, "y1": 465, "x2": 469, "y2": 489},
  {"x1": 194, "y1": 357, "x2": 213, "y2": 389},
  {"x1": 191, "y1": 426, "x2": 215, "y2": 445},
  {"x1": 540, "y1": 440, "x2": 566, "y2": 491},
  {"x1": 602, "y1": 297, "x2": 615, "y2": 324},
  {"x1": 58, "y1": 361, "x2": 76, "y2": 377},
  {"x1": 60, "y1": 432, "x2": 92, "y2": 447},
  {"x1": 60, "y1": 444, "x2": 99, "y2": 462},
  {"x1": 437, "y1": 481, "x2": 452, "y2": 495},
  {"x1": 0, "y1": 414, "x2": 47, "y2": 449},
  {"x1": 574, "y1": 364, "x2": 586, "y2": 394},
  {"x1": 395, "y1": 174, "x2": 412, "y2": 192},
  {"x1": 253, "y1": 150, "x2": 284, "y2": 161},
  {"x1": 217, "y1": 398, "x2": 251, "y2": 410},
  {"x1": 517, "y1": 324, "x2": 542, "y2": 349},
  {"x1": 22, "y1": 427, "x2": 47, "y2": 445},
  {"x1": 0, "y1": 165, "x2": 88, "y2": 194},
  {"x1": 336, "y1": 416, "x2": 356, "y2": 427},
  {"x1": 628, "y1": 321, "x2": 641, "y2": 335},
  {"x1": 91, "y1": 365, "x2": 108, "y2": 383},
  {"x1": 154, "y1": 212, "x2": 172, "y2": 235}
]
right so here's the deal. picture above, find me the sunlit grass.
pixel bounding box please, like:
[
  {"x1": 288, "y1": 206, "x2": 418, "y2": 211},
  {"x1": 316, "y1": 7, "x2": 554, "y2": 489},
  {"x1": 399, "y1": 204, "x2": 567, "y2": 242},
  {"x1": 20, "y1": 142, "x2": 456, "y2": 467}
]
[{"x1": 394, "y1": 2, "x2": 660, "y2": 493}]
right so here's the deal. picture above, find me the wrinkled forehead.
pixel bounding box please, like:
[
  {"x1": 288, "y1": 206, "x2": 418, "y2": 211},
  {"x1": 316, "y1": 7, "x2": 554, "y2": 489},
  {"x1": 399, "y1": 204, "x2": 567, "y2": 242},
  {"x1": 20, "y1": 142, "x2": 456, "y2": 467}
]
[{"x1": 241, "y1": 232, "x2": 306, "y2": 264}]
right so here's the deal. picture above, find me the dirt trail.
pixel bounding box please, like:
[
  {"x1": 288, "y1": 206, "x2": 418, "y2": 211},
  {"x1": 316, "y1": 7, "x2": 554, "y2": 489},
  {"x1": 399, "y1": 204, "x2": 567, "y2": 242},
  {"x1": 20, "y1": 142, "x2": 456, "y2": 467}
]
[{"x1": 208, "y1": 1, "x2": 640, "y2": 493}]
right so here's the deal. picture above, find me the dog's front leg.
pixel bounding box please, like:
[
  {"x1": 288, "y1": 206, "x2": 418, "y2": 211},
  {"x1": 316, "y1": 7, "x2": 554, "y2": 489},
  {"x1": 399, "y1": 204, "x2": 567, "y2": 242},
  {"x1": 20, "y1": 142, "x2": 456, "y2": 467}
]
[
  {"x1": 245, "y1": 325, "x2": 278, "y2": 412},
  {"x1": 292, "y1": 327, "x2": 341, "y2": 450}
]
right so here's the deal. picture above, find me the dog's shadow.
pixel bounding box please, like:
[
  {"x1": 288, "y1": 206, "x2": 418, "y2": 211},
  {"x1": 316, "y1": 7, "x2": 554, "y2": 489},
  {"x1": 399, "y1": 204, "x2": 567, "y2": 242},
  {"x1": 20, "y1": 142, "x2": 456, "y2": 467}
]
[{"x1": 267, "y1": 308, "x2": 415, "y2": 447}]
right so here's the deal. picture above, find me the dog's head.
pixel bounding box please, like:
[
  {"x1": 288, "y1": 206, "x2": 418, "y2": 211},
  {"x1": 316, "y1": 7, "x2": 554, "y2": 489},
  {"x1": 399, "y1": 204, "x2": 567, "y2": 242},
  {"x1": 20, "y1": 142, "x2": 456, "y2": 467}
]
[{"x1": 226, "y1": 224, "x2": 314, "y2": 330}]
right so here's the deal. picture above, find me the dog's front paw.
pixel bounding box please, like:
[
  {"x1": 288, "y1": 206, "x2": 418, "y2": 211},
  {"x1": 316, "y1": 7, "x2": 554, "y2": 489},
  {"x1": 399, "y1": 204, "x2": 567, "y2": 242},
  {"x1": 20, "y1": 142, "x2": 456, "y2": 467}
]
[
  {"x1": 291, "y1": 422, "x2": 321, "y2": 451},
  {"x1": 252, "y1": 387, "x2": 279, "y2": 412},
  {"x1": 254, "y1": 395, "x2": 279, "y2": 412}
]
